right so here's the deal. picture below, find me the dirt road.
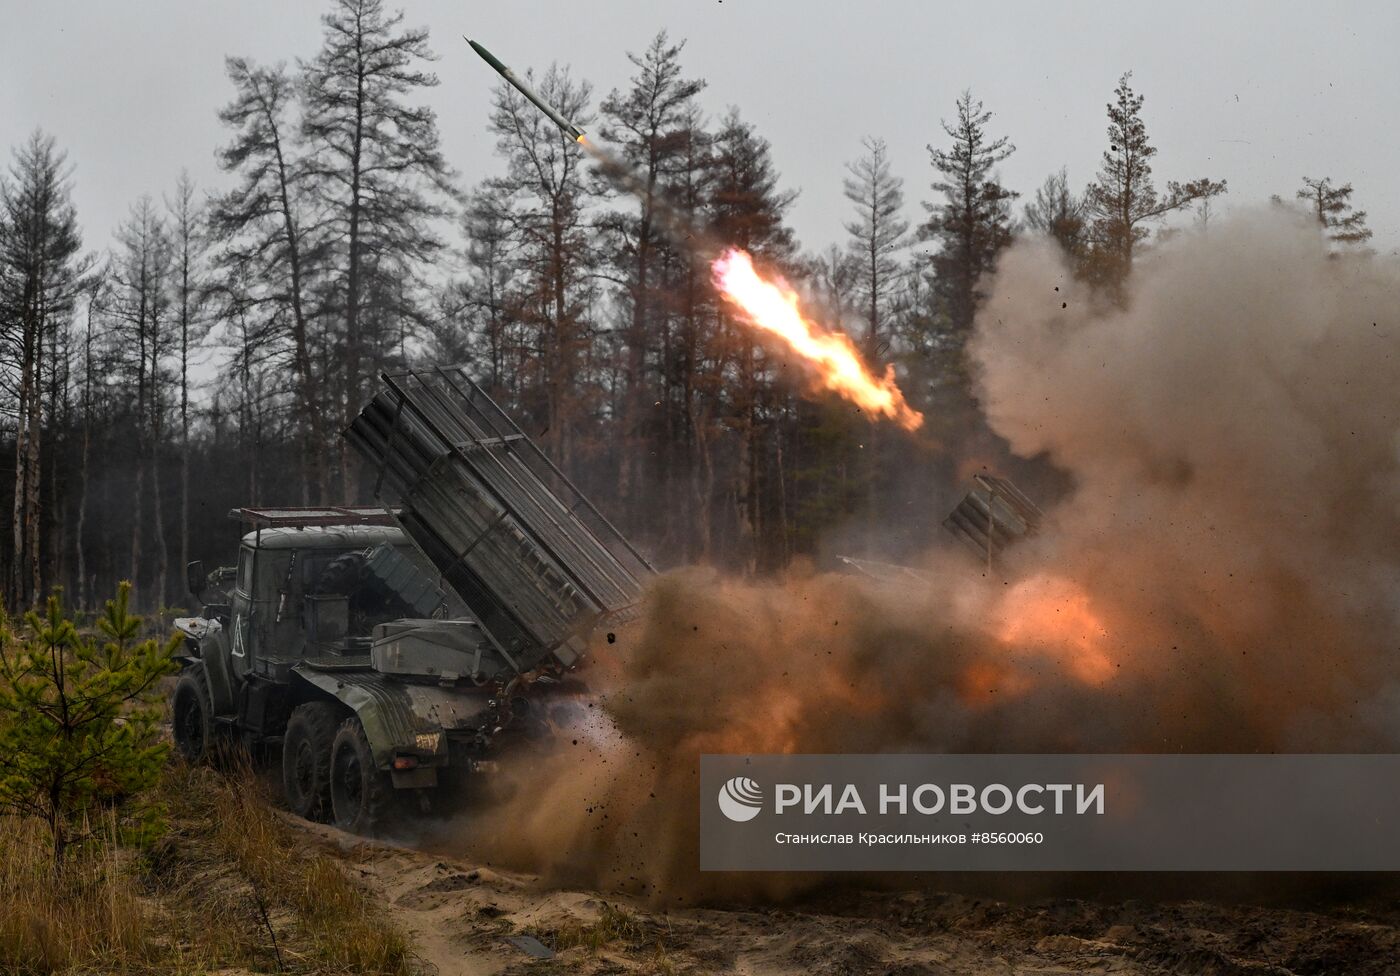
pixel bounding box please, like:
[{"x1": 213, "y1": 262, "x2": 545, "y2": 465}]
[{"x1": 291, "y1": 819, "x2": 1400, "y2": 975}]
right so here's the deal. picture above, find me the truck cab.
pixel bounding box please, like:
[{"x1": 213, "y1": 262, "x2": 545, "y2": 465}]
[{"x1": 219, "y1": 521, "x2": 447, "y2": 675}]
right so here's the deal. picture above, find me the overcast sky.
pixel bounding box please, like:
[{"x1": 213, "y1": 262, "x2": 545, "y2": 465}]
[{"x1": 3, "y1": 0, "x2": 1399, "y2": 259}]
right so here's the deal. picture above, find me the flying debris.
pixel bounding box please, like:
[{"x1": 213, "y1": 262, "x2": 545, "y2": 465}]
[{"x1": 466, "y1": 38, "x2": 586, "y2": 143}]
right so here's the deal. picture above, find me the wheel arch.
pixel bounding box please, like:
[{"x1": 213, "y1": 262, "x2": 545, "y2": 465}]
[
  {"x1": 188, "y1": 632, "x2": 239, "y2": 717},
  {"x1": 290, "y1": 667, "x2": 414, "y2": 771}
]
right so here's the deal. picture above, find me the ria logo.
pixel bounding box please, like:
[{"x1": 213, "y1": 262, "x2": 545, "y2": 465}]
[{"x1": 717, "y1": 776, "x2": 764, "y2": 822}]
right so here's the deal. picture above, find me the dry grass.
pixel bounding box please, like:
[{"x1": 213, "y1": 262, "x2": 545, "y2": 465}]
[
  {"x1": 194, "y1": 761, "x2": 412, "y2": 974},
  {"x1": 0, "y1": 814, "x2": 161, "y2": 974},
  {"x1": 544, "y1": 901, "x2": 677, "y2": 972},
  {"x1": 0, "y1": 760, "x2": 412, "y2": 975},
  {"x1": 551, "y1": 902, "x2": 651, "y2": 954}
]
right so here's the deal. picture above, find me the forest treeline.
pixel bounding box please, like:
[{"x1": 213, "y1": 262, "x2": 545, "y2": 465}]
[{"x1": 0, "y1": 0, "x2": 1375, "y2": 611}]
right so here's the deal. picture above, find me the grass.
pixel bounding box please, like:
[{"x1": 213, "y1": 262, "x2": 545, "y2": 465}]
[
  {"x1": 552, "y1": 903, "x2": 650, "y2": 954},
  {"x1": 0, "y1": 759, "x2": 413, "y2": 975},
  {"x1": 0, "y1": 814, "x2": 158, "y2": 974},
  {"x1": 539, "y1": 902, "x2": 676, "y2": 972}
]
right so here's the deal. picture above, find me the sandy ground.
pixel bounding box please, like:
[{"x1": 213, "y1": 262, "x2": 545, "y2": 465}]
[{"x1": 288, "y1": 817, "x2": 1400, "y2": 976}]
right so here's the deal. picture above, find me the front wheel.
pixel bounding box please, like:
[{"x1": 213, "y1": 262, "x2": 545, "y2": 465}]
[
  {"x1": 329, "y1": 717, "x2": 396, "y2": 836},
  {"x1": 171, "y1": 667, "x2": 215, "y2": 763}
]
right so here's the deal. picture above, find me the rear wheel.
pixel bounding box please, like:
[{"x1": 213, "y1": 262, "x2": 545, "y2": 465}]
[
  {"x1": 171, "y1": 667, "x2": 215, "y2": 763},
  {"x1": 329, "y1": 717, "x2": 395, "y2": 835},
  {"x1": 281, "y1": 702, "x2": 340, "y2": 821}
]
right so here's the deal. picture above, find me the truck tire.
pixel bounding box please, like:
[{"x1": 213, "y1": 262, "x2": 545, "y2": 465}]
[
  {"x1": 281, "y1": 702, "x2": 340, "y2": 822},
  {"x1": 171, "y1": 666, "x2": 215, "y2": 763},
  {"x1": 329, "y1": 716, "x2": 395, "y2": 836}
]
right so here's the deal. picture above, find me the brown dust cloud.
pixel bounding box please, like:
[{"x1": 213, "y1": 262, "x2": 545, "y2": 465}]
[{"x1": 451, "y1": 211, "x2": 1400, "y2": 902}]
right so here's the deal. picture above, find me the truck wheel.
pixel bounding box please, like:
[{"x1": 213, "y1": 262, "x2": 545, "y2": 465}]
[
  {"x1": 171, "y1": 667, "x2": 215, "y2": 763},
  {"x1": 329, "y1": 717, "x2": 395, "y2": 835},
  {"x1": 281, "y1": 702, "x2": 339, "y2": 821}
]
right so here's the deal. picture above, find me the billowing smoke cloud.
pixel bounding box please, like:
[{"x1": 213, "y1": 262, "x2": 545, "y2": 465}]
[
  {"x1": 451, "y1": 212, "x2": 1400, "y2": 901},
  {"x1": 974, "y1": 210, "x2": 1400, "y2": 750}
]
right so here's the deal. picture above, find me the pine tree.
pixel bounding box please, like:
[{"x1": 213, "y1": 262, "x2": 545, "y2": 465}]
[
  {"x1": 212, "y1": 57, "x2": 326, "y2": 502},
  {"x1": 842, "y1": 136, "x2": 907, "y2": 544},
  {"x1": 1024, "y1": 167, "x2": 1087, "y2": 263},
  {"x1": 433, "y1": 186, "x2": 518, "y2": 391},
  {"x1": 0, "y1": 132, "x2": 89, "y2": 610},
  {"x1": 709, "y1": 109, "x2": 797, "y2": 261},
  {"x1": 487, "y1": 64, "x2": 600, "y2": 467},
  {"x1": 1083, "y1": 73, "x2": 1225, "y2": 289},
  {"x1": 300, "y1": 0, "x2": 456, "y2": 493},
  {"x1": 843, "y1": 136, "x2": 908, "y2": 360},
  {"x1": 0, "y1": 583, "x2": 179, "y2": 862},
  {"x1": 74, "y1": 270, "x2": 108, "y2": 610},
  {"x1": 111, "y1": 197, "x2": 172, "y2": 605},
  {"x1": 660, "y1": 105, "x2": 718, "y2": 561},
  {"x1": 1297, "y1": 176, "x2": 1372, "y2": 247},
  {"x1": 921, "y1": 90, "x2": 1016, "y2": 339},
  {"x1": 598, "y1": 32, "x2": 707, "y2": 523},
  {"x1": 707, "y1": 109, "x2": 798, "y2": 572},
  {"x1": 166, "y1": 173, "x2": 207, "y2": 601}
]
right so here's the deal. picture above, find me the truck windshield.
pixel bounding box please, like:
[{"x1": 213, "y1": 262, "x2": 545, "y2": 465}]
[{"x1": 302, "y1": 548, "x2": 420, "y2": 638}]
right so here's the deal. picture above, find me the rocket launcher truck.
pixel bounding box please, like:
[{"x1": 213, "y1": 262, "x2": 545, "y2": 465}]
[{"x1": 170, "y1": 366, "x2": 653, "y2": 834}]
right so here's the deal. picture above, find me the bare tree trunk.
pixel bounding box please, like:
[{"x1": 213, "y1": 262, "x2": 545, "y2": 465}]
[
  {"x1": 46, "y1": 317, "x2": 70, "y2": 598},
  {"x1": 150, "y1": 384, "x2": 168, "y2": 609},
  {"x1": 180, "y1": 382, "x2": 190, "y2": 584},
  {"x1": 618, "y1": 183, "x2": 654, "y2": 514},
  {"x1": 693, "y1": 403, "x2": 715, "y2": 564},
  {"x1": 24, "y1": 297, "x2": 45, "y2": 603},
  {"x1": 339, "y1": 45, "x2": 367, "y2": 505},
  {"x1": 739, "y1": 333, "x2": 759, "y2": 576},
  {"x1": 129, "y1": 432, "x2": 145, "y2": 593},
  {"x1": 240, "y1": 309, "x2": 256, "y2": 502},
  {"x1": 76, "y1": 304, "x2": 93, "y2": 610},
  {"x1": 11, "y1": 307, "x2": 36, "y2": 608},
  {"x1": 129, "y1": 298, "x2": 147, "y2": 597},
  {"x1": 176, "y1": 203, "x2": 192, "y2": 600}
]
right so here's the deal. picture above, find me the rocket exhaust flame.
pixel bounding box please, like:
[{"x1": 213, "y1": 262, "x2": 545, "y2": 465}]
[
  {"x1": 467, "y1": 39, "x2": 922, "y2": 430},
  {"x1": 712, "y1": 249, "x2": 924, "y2": 430}
]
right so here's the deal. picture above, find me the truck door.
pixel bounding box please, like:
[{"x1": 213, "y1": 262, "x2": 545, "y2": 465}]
[{"x1": 229, "y1": 545, "x2": 255, "y2": 681}]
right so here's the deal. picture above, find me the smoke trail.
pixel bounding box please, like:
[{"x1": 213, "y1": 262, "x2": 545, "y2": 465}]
[
  {"x1": 451, "y1": 211, "x2": 1400, "y2": 901},
  {"x1": 581, "y1": 139, "x2": 713, "y2": 256}
]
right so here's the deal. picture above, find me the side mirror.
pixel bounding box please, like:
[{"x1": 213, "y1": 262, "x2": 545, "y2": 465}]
[{"x1": 186, "y1": 560, "x2": 206, "y2": 598}]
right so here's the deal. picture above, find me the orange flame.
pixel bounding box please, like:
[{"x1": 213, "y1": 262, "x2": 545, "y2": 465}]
[
  {"x1": 712, "y1": 248, "x2": 923, "y2": 430},
  {"x1": 993, "y1": 574, "x2": 1116, "y2": 686}
]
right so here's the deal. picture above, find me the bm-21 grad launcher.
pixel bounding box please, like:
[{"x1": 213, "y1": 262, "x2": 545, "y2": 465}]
[{"x1": 171, "y1": 365, "x2": 652, "y2": 835}]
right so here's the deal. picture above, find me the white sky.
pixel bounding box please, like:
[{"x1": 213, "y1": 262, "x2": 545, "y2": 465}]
[{"x1": 3, "y1": 0, "x2": 1398, "y2": 264}]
